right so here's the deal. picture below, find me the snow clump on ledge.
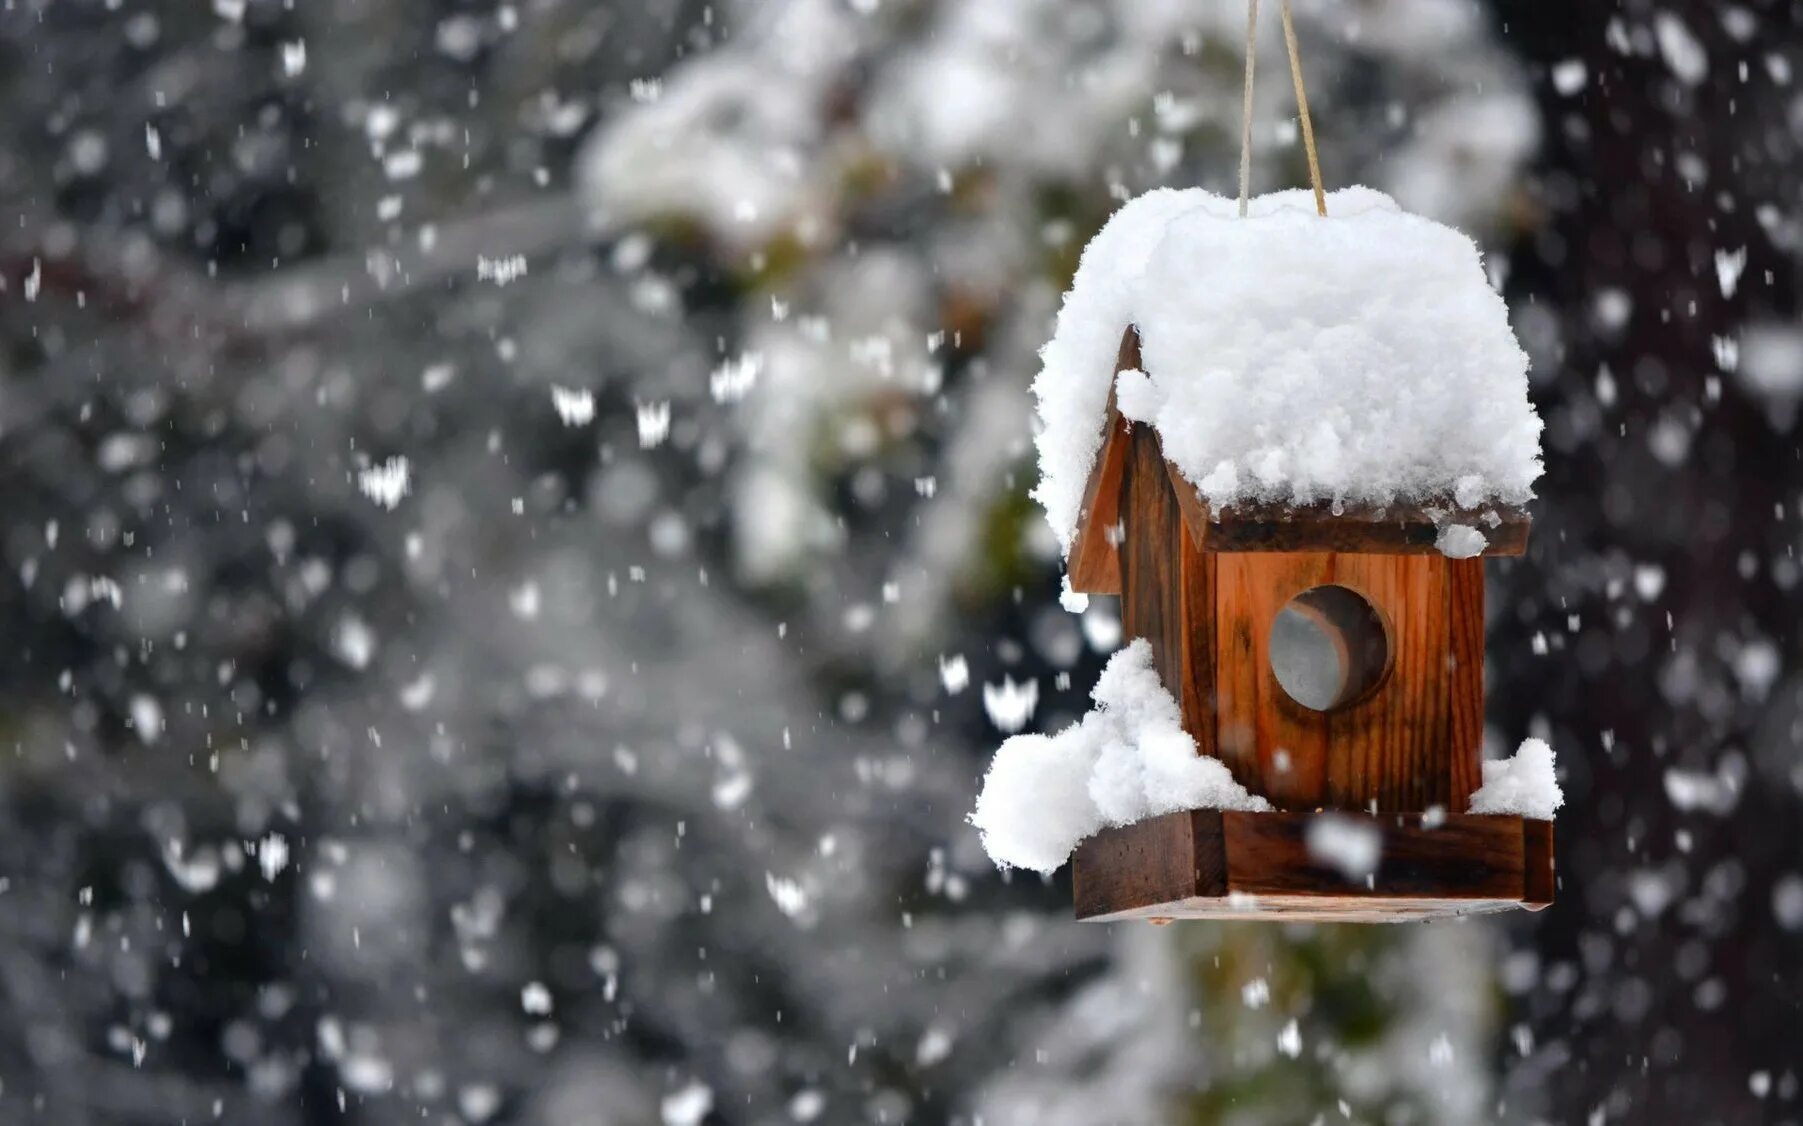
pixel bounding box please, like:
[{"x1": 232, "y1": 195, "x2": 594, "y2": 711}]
[
  {"x1": 1032, "y1": 186, "x2": 1543, "y2": 555},
  {"x1": 969, "y1": 639, "x2": 1269, "y2": 874},
  {"x1": 1467, "y1": 737, "x2": 1563, "y2": 820}
]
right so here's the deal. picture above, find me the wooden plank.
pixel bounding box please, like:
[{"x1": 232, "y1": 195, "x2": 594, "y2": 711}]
[
  {"x1": 1215, "y1": 553, "x2": 1331, "y2": 807},
  {"x1": 1080, "y1": 895, "x2": 1526, "y2": 924},
  {"x1": 1323, "y1": 554, "x2": 1452, "y2": 813},
  {"x1": 1522, "y1": 818, "x2": 1555, "y2": 909},
  {"x1": 1193, "y1": 498, "x2": 1531, "y2": 556},
  {"x1": 1072, "y1": 811, "x2": 1224, "y2": 920},
  {"x1": 1065, "y1": 328, "x2": 1143, "y2": 593},
  {"x1": 1121, "y1": 425, "x2": 1189, "y2": 728},
  {"x1": 1165, "y1": 462, "x2": 1211, "y2": 551},
  {"x1": 1115, "y1": 421, "x2": 1221, "y2": 759},
  {"x1": 1176, "y1": 528, "x2": 1219, "y2": 763},
  {"x1": 1074, "y1": 809, "x2": 1544, "y2": 922},
  {"x1": 1445, "y1": 557, "x2": 1486, "y2": 812},
  {"x1": 1220, "y1": 810, "x2": 1525, "y2": 899},
  {"x1": 1213, "y1": 552, "x2": 1456, "y2": 812},
  {"x1": 1067, "y1": 395, "x2": 1127, "y2": 593}
]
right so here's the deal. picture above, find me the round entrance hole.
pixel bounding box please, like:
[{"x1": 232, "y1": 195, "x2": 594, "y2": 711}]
[{"x1": 1268, "y1": 585, "x2": 1391, "y2": 711}]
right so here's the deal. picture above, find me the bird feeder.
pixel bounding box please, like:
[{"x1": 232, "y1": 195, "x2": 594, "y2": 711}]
[
  {"x1": 1065, "y1": 328, "x2": 1551, "y2": 923},
  {"x1": 966, "y1": 7, "x2": 1559, "y2": 921}
]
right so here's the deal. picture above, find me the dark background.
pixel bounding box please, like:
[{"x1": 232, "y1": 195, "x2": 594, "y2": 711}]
[{"x1": 2, "y1": 0, "x2": 1800, "y2": 1122}]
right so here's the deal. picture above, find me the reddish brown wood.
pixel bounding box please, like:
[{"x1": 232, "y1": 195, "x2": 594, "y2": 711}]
[
  {"x1": 1446, "y1": 557, "x2": 1486, "y2": 812},
  {"x1": 1522, "y1": 818, "x2": 1555, "y2": 908},
  {"x1": 1120, "y1": 424, "x2": 1221, "y2": 758},
  {"x1": 1072, "y1": 811, "x2": 1224, "y2": 920},
  {"x1": 1074, "y1": 809, "x2": 1548, "y2": 922},
  {"x1": 1213, "y1": 553, "x2": 1459, "y2": 812},
  {"x1": 1220, "y1": 810, "x2": 1524, "y2": 897},
  {"x1": 1192, "y1": 498, "x2": 1531, "y2": 556},
  {"x1": 1165, "y1": 462, "x2": 1211, "y2": 551},
  {"x1": 1066, "y1": 329, "x2": 1143, "y2": 594}
]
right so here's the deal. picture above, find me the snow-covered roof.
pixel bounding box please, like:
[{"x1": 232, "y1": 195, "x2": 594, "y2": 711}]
[{"x1": 1032, "y1": 187, "x2": 1543, "y2": 556}]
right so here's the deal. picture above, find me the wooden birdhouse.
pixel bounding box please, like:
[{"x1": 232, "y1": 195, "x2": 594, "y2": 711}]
[{"x1": 1065, "y1": 324, "x2": 1551, "y2": 923}]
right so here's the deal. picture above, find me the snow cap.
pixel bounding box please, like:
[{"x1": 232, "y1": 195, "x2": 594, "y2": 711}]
[{"x1": 1032, "y1": 186, "x2": 1543, "y2": 555}]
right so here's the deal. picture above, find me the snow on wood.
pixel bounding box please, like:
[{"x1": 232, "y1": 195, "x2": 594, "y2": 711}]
[
  {"x1": 970, "y1": 640, "x2": 1269, "y2": 874},
  {"x1": 1305, "y1": 814, "x2": 1383, "y2": 882},
  {"x1": 1032, "y1": 187, "x2": 1542, "y2": 555},
  {"x1": 1467, "y1": 737, "x2": 1563, "y2": 820},
  {"x1": 1434, "y1": 523, "x2": 1488, "y2": 559}
]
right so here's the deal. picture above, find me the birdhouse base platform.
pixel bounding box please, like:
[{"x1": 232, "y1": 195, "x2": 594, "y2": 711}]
[{"x1": 1073, "y1": 809, "x2": 1553, "y2": 924}]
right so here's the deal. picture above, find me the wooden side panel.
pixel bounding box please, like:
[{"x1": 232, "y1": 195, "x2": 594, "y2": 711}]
[
  {"x1": 1071, "y1": 811, "x2": 1224, "y2": 919},
  {"x1": 1121, "y1": 424, "x2": 1185, "y2": 714},
  {"x1": 1214, "y1": 552, "x2": 1458, "y2": 812},
  {"x1": 1066, "y1": 329, "x2": 1143, "y2": 594},
  {"x1": 1075, "y1": 810, "x2": 1549, "y2": 922},
  {"x1": 1198, "y1": 500, "x2": 1531, "y2": 556},
  {"x1": 1522, "y1": 818, "x2": 1555, "y2": 908},
  {"x1": 1220, "y1": 811, "x2": 1526, "y2": 900},
  {"x1": 1446, "y1": 558, "x2": 1486, "y2": 812},
  {"x1": 1066, "y1": 395, "x2": 1127, "y2": 594},
  {"x1": 1119, "y1": 423, "x2": 1220, "y2": 760},
  {"x1": 1176, "y1": 531, "x2": 1219, "y2": 764}
]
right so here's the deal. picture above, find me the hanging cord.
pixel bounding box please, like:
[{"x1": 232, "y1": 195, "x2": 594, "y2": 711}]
[
  {"x1": 1236, "y1": 0, "x2": 1259, "y2": 217},
  {"x1": 1278, "y1": 0, "x2": 1327, "y2": 216}
]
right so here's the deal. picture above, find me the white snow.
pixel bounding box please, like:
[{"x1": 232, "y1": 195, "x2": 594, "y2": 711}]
[
  {"x1": 938, "y1": 653, "x2": 970, "y2": 695},
  {"x1": 129, "y1": 693, "x2": 164, "y2": 745},
  {"x1": 477, "y1": 255, "x2": 528, "y2": 286},
  {"x1": 1551, "y1": 59, "x2": 1588, "y2": 96},
  {"x1": 636, "y1": 401, "x2": 672, "y2": 448},
  {"x1": 1663, "y1": 758, "x2": 1745, "y2": 816},
  {"x1": 1276, "y1": 1019, "x2": 1302, "y2": 1059},
  {"x1": 661, "y1": 1081, "x2": 713, "y2": 1126},
  {"x1": 1653, "y1": 12, "x2": 1708, "y2": 86},
  {"x1": 1032, "y1": 187, "x2": 1542, "y2": 555},
  {"x1": 969, "y1": 640, "x2": 1270, "y2": 874},
  {"x1": 1737, "y1": 323, "x2": 1803, "y2": 427},
  {"x1": 1434, "y1": 523, "x2": 1488, "y2": 559},
  {"x1": 358, "y1": 457, "x2": 411, "y2": 509},
  {"x1": 1466, "y1": 737, "x2": 1563, "y2": 820},
  {"x1": 1305, "y1": 814, "x2": 1382, "y2": 881},
  {"x1": 709, "y1": 353, "x2": 764, "y2": 403},
  {"x1": 1715, "y1": 246, "x2": 1747, "y2": 298},
  {"x1": 258, "y1": 832, "x2": 290, "y2": 882},
  {"x1": 981, "y1": 676, "x2": 1038, "y2": 733},
  {"x1": 765, "y1": 872, "x2": 809, "y2": 918},
  {"x1": 550, "y1": 385, "x2": 596, "y2": 426}
]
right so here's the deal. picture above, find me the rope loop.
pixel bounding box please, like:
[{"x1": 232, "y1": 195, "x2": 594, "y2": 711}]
[
  {"x1": 1279, "y1": 0, "x2": 1327, "y2": 217},
  {"x1": 1237, "y1": 0, "x2": 1328, "y2": 218}
]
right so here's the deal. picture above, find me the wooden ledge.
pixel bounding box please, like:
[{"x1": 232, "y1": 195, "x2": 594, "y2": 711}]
[{"x1": 1073, "y1": 809, "x2": 1553, "y2": 923}]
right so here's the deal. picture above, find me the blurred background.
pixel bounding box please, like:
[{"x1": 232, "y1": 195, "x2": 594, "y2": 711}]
[{"x1": 2, "y1": 0, "x2": 1800, "y2": 1122}]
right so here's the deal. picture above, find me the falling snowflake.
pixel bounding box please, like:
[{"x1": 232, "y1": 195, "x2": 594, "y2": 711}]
[
  {"x1": 358, "y1": 457, "x2": 411, "y2": 509},
  {"x1": 550, "y1": 385, "x2": 596, "y2": 425}
]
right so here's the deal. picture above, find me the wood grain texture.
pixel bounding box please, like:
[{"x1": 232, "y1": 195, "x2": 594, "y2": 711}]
[
  {"x1": 1119, "y1": 423, "x2": 1220, "y2": 758},
  {"x1": 1072, "y1": 811, "x2": 1224, "y2": 919},
  {"x1": 1166, "y1": 460, "x2": 1212, "y2": 551},
  {"x1": 1190, "y1": 497, "x2": 1531, "y2": 556},
  {"x1": 1214, "y1": 552, "x2": 1462, "y2": 812},
  {"x1": 1445, "y1": 558, "x2": 1486, "y2": 812},
  {"x1": 1065, "y1": 328, "x2": 1143, "y2": 594},
  {"x1": 1522, "y1": 818, "x2": 1555, "y2": 908},
  {"x1": 1074, "y1": 809, "x2": 1548, "y2": 922},
  {"x1": 1220, "y1": 810, "x2": 1525, "y2": 898}
]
